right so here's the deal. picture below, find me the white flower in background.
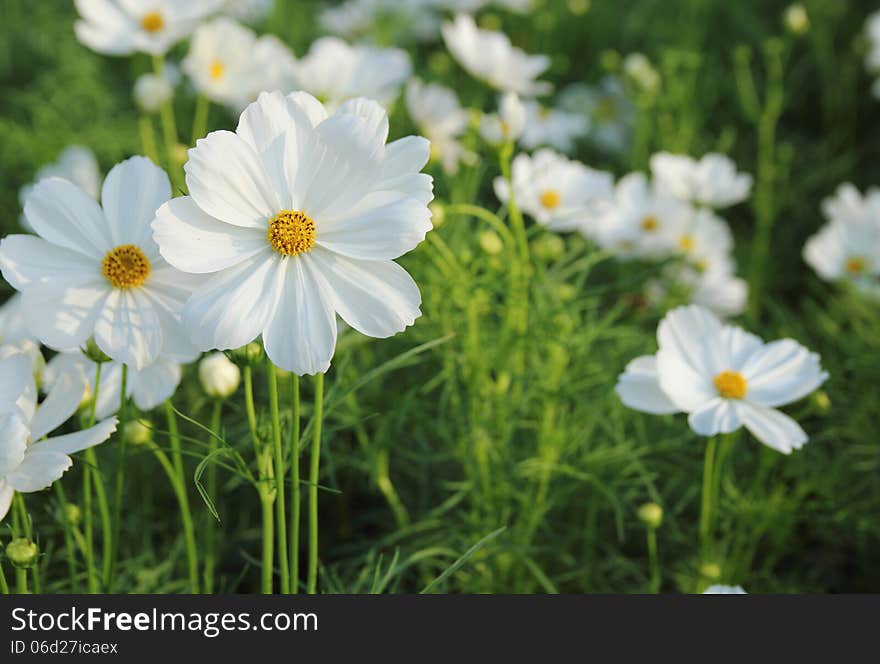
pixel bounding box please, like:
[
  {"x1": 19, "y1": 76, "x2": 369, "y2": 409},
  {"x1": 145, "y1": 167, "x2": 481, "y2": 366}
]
[
  {"x1": 651, "y1": 152, "x2": 753, "y2": 209},
  {"x1": 43, "y1": 352, "x2": 186, "y2": 420},
  {"x1": 616, "y1": 305, "x2": 828, "y2": 454},
  {"x1": 153, "y1": 91, "x2": 433, "y2": 375},
  {"x1": 703, "y1": 585, "x2": 746, "y2": 594},
  {"x1": 596, "y1": 172, "x2": 692, "y2": 258},
  {"x1": 293, "y1": 37, "x2": 411, "y2": 110},
  {"x1": 251, "y1": 35, "x2": 299, "y2": 99},
  {"x1": 0, "y1": 294, "x2": 30, "y2": 345},
  {"x1": 182, "y1": 17, "x2": 258, "y2": 111},
  {"x1": 74, "y1": 0, "x2": 221, "y2": 56},
  {"x1": 804, "y1": 183, "x2": 880, "y2": 293},
  {"x1": 0, "y1": 156, "x2": 200, "y2": 370},
  {"x1": 664, "y1": 208, "x2": 734, "y2": 265},
  {"x1": 19, "y1": 147, "x2": 102, "y2": 231},
  {"x1": 494, "y1": 149, "x2": 613, "y2": 234},
  {"x1": 559, "y1": 78, "x2": 634, "y2": 155},
  {"x1": 133, "y1": 63, "x2": 179, "y2": 114},
  {"x1": 406, "y1": 79, "x2": 473, "y2": 174},
  {"x1": 479, "y1": 92, "x2": 526, "y2": 144},
  {"x1": 220, "y1": 0, "x2": 274, "y2": 23},
  {"x1": 320, "y1": 0, "x2": 441, "y2": 44},
  {"x1": 689, "y1": 264, "x2": 748, "y2": 317},
  {"x1": 0, "y1": 353, "x2": 117, "y2": 521},
  {"x1": 865, "y1": 11, "x2": 880, "y2": 97},
  {"x1": 437, "y1": 0, "x2": 533, "y2": 16},
  {"x1": 199, "y1": 352, "x2": 241, "y2": 398},
  {"x1": 442, "y1": 14, "x2": 552, "y2": 96},
  {"x1": 519, "y1": 101, "x2": 588, "y2": 153},
  {"x1": 623, "y1": 52, "x2": 661, "y2": 95},
  {"x1": 0, "y1": 341, "x2": 45, "y2": 387}
]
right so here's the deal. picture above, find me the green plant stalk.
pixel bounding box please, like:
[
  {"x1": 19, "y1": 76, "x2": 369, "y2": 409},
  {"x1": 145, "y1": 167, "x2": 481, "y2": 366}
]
[
  {"x1": 82, "y1": 361, "x2": 103, "y2": 594},
  {"x1": 646, "y1": 528, "x2": 660, "y2": 594},
  {"x1": 260, "y1": 479, "x2": 274, "y2": 595},
  {"x1": 307, "y1": 372, "x2": 324, "y2": 595},
  {"x1": 13, "y1": 495, "x2": 28, "y2": 593},
  {"x1": 267, "y1": 359, "x2": 290, "y2": 594},
  {"x1": 699, "y1": 436, "x2": 718, "y2": 563},
  {"x1": 204, "y1": 399, "x2": 222, "y2": 594},
  {"x1": 107, "y1": 363, "x2": 128, "y2": 592},
  {"x1": 0, "y1": 560, "x2": 8, "y2": 595},
  {"x1": 151, "y1": 55, "x2": 182, "y2": 190},
  {"x1": 289, "y1": 375, "x2": 301, "y2": 594},
  {"x1": 54, "y1": 482, "x2": 78, "y2": 592},
  {"x1": 166, "y1": 400, "x2": 199, "y2": 593},
  {"x1": 191, "y1": 94, "x2": 210, "y2": 145},
  {"x1": 138, "y1": 116, "x2": 160, "y2": 165},
  {"x1": 243, "y1": 365, "x2": 274, "y2": 594}
]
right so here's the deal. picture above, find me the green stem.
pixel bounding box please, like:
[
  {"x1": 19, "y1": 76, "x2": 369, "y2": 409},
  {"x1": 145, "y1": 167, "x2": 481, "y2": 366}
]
[
  {"x1": 267, "y1": 359, "x2": 290, "y2": 593},
  {"x1": 152, "y1": 55, "x2": 182, "y2": 191},
  {"x1": 0, "y1": 560, "x2": 8, "y2": 594},
  {"x1": 107, "y1": 363, "x2": 128, "y2": 592},
  {"x1": 243, "y1": 365, "x2": 274, "y2": 594},
  {"x1": 307, "y1": 372, "x2": 324, "y2": 595},
  {"x1": 647, "y1": 528, "x2": 660, "y2": 594},
  {"x1": 82, "y1": 361, "x2": 102, "y2": 594},
  {"x1": 204, "y1": 399, "x2": 222, "y2": 594},
  {"x1": 139, "y1": 116, "x2": 160, "y2": 164},
  {"x1": 166, "y1": 401, "x2": 199, "y2": 593},
  {"x1": 289, "y1": 375, "x2": 301, "y2": 593},
  {"x1": 54, "y1": 482, "x2": 78, "y2": 592},
  {"x1": 260, "y1": 488, "x2": 274, "y2": 595},
  {"x1": 699, "y1": 436, "x2": 718, "y2": 562},
  {"x1": 191, "y1": 94, "x2": 210, "y2": 145}
]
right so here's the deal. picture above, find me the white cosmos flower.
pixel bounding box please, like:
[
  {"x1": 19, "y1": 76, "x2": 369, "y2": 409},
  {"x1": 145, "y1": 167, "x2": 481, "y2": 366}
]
[
  {"x1": 0, "y1": 353, "x2": 117, "y2": 521},
  {"x1": 0, "y1": 341, "x2": 46, "y2": 387},
  {"x1": 74, "y1": 0, "x2": 221, "y2": 57},
  {"x1": 0, "y1": 156, "x2": 200, "y2": 370},
  {"x1": 703, "y1": 585, "x2": 746, "y2": 594},
  {"x1": 293, "y1": 37, "x2": 411, "y2": 110},
  {"x1": 494, "y1": 149, "x2": 613, "y2": 234},
  {"x1": 406, "y1": 79, "x2": 473, "y2": 174},
  {"x1": 43, "y1": 351, "x2": 186, "y2": 421},
  {"x1": 19, "y1": 146, "x2": 102, "y2": 231},
  {"x1": 519, "y1": 101, "x2": 588, "y2": 153},
  {"x1": 182, "y1": 17, "x2": 258, "y2": 111},
  {"x1": 615, "y1": 305, "x2": 828, "y2": 454},
  {"x1": 153, "y1": 91, "x2": 433, "y2": 375},
  {"x1": 479, "y1": 92, "x2": 527, "y2": 145},
  {"x1": 320, "y1": 0, "x2": 441, "y2": 44},
  {"x1": 441, "y1": 14, "x2": 552, "y2": 96},
  {"x1": 559, "y1": 78, "x2": 634, "y2": 155},
  {"x1": 820, "y1": 182, "x2": 880, "y2": 222},
  {"x1": 220, "y1": 0, "x2": 274, "y2": 23},
  {"x1": 596, "y1": 172, "x2": 692, "y2": 258},
  {"x1": 650, "y1": 152, "x2": 753, "y2": 209},
  {"x1": 803, "y1": 217, "x2": 880, "y2": 292}
]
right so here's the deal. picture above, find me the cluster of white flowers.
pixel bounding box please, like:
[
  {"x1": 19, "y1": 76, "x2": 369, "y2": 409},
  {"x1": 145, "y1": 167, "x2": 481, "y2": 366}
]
[{"x1": 803, "y1": 183, "x2": 880, "y2": 296}]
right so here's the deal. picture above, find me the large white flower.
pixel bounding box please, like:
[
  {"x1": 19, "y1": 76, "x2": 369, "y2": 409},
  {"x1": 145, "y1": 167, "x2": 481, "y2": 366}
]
[
  {"x1": 406, "y1": 79, "x2": 472, "y2": 174},
  {"x1": 0, "y1": 156, "x2": 199, "y2": 370},
  {"x1": 441, "y1": 14, "x2": 551, "y2": 96},
  {"x1": 615, "y1": 305, "x2": 828, "y2": 454},
  {"x1": 519, "y1": 101, "x2": 588, "y2": 153},
  {"x1": 153, "y1": 91, "x2": 433, "y2": 375},
  {"x1": 43, "y1": 351, "x2": 186, "y2": 421},
  {"x1": 74, "y1": 0, "x2": 221, "y2": 56},
  {"x1": 650, "y1": 152, "x2": 752, "y2": 209},
  {"x1": 493, "y1": 149, "x2": 613, "y2": 234},
  {"x1": 0, "y1": 353, "x2": 117, "y2": 521},
  {"x1": 292, "y1": 37, "x2": 411, "y2": 109}
]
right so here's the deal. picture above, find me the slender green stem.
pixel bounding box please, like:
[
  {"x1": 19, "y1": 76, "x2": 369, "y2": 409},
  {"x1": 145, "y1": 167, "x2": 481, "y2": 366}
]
[
  {"x1": 307, "y1": 373, "x2": 324, "y2": 595},
  {"x1": 12, "y1": 495, "x2": 28, "y2": 593},
  {"x1": 0, "y1": 560, "x2": 8, "y2": 594},
  {"x1": 54, "y1": 483, "x2": 78, "y2": 592},
  {"x1": 82, "y1": 361, "x2": 102, "y2": 593},
  {"x1": 699, "y1": 437, "x2": 718, "y2": 562},
  {"x1": 152, "y1": 55, "x2": 182, "y2": 192},
  {"x1": 260, "y1": 488, "x2": 274, "y2": 595},
  {"x1": 204, "y1": 399, "x2": 222, "y2": 594},
  {"x1": 191, "y1": 94, "x2": 210, "y2": 145},
  {"x1": 166, "y1": 400, "x2": 199, "y2": 593},
  {"x1": 289, "y1": 375, "x2": 301, "y2": 593},
  {"x1": 267, "y1": 359, "x2": 290, "y2": 594},
  {"x1": 646, "y1": 528, "x2": 660, "y2": 594},
  {"x1": 138, "y1": 116, "x2": 160, "y2": 164},
  {"x1": 107, "y1": 364, "x2": 128, "y2": 592},
  {"x1": 243, "y1": 365, "x2": 274, "y2": 594}
]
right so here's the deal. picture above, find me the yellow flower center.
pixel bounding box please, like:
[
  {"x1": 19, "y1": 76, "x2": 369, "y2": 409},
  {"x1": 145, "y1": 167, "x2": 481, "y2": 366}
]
[
  {"x1": 845, "y1": 256, "x2": 865, "y2": 275},
  {"x1": 540, "y1": 190, "x2": 561, "y2": 209},
  {"x1": 102, "y1": 245, "x2": 151, "y2": 289},
  {"x1": 140, "y1": 11, "x2": 165, "y2": 33},
  {"x1": 641, "y1": 215, "x2": 660, "y2": 232},
  {"x1": 679, "y1": 234, "x2": 695, "y2": 252},
  {"x1": 713, "y1": 370, "x2": 747, "y2": 399},
  {"x1": 209, "y1": 59, "x2": 225, "y2": 80},
  {"x1": 267, "y1": 210, "x2": 316, "y2": 256}
]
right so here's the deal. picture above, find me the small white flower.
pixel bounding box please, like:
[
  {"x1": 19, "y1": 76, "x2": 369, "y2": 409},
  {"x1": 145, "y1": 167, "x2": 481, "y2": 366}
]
[
  {"x1": 703, "y1": 585, "x2": 746, "y2": 594},
  {"x1": 74, "y1": 0, "x2": 221, "y2": 57},
  {"x1": 493, "y1": 149, "x2": 613, "y2": 234},
  {"x1": 519, "y1": 101, "x2": 588, "y2": 153},
  {"x1": 153, "y1": 91, "x2": 433, "y2": 375},
  {"x1": 199, "y1": 352, "x2": 241, "y2": 398},
  {"x1": 293, "y1": 37, "x2": 411, "y2": 110},
  {"x1": 0, "y1": 353, "x2": 117, "y2": 521},
  {"x1": 0, "y1": 156, "x2": 200, "y2": 370},
  {"x1": 479, "y1": 92, "x2": 527, "y2": 144},
  {"x1": 442, "y1": 14, "x2": 551, "y2": 96},
  {"x1": 559, "y1": 78, "x2": 634, "y2": 155},
  {"x1": 19, "y1": 147, "x2": 102, "y2": 231},
  {"x1": 616, "y1": 305, "x2": 828, "y2": 454},
  {"x1": 320, "y1": 0, "x2": 441, "y2": 44},
  {"x1": 650, "y1": 152, "x2": 753, "y2": 209},
  {"x1": 406, "y1": 79, "x2": 473, "y2": 174},
  {"x1": 220, "y1": 0, "x2": 274, "y2": 23}
]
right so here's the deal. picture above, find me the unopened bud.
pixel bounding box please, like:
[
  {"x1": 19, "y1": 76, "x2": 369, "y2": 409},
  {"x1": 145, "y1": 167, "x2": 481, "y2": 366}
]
[
  {"x1": 231, "y1": 342, "x2": 263, "y2": 366},
  {"x1": 479, "y1": 230, "x2": 504, "y2": 256},
  {"x1": 700, "y1": 562, "x2": 722, "y2": 581},
  {"x1": 199, "y1": 352, "x2": 241, "y2": 398},
  {"x1": 82, "y1": 338, "x2": 111, "y2": 364},
  {"x1": 124, "y1": 419, "x2": 152, "y2": 446},
  {"x1": 6, "y1": 538, "x2": 39, "y2": 569},
  {"x1": 638, "y1": 502, "x2": 663, "y2": 529}
]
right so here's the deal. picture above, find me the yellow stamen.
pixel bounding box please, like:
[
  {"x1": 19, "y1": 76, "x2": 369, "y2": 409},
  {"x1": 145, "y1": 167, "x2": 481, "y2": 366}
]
[
  {"x1": 267, "y1": 210, "x2": 316, "y2": 256},
  {"x1": 679, "y1": 234, "x2": 695, "y2": 252},
  {"x1": 141, "y1": 11, "x2": 164, "y2": 34},
  {"x1": 641, "y1": 215, "x2": 660, "y2": 232},
  {"x1": 713, "y1": 370, "x2": 747, "y2": 399},
  {"x1": 209, "y1": 59, "x2": 225, "y2": 80},
  {"x1": 540, "y1": 190, "x2": 561, "y2": 210},
  {"x1": 102, "y1": 245, "x2": 151, "y2": 289},
  {"x1": 845, "y1": 256, "x2": 865, "y2": 275}
]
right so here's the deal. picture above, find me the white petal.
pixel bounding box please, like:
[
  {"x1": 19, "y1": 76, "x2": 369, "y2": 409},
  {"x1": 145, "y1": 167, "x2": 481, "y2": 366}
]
[
  {"x1": 656, "y1": 349, "x2": 716, "y2": 412},
  {"x1": 183, "y1": 250, "x2": 283, "y2": 351},
  {"x1": 310, "y1": 248, "x2": 421, "y2": 338},
  {"x1": 738, "y1": 401, "x2": 808, "y2": 454},
  {"x1": 5, "y1": 450, "x2": 72, "y2": 492},
  {"x1": 94, "y1": 288, "x2": 163, "y2": 369},
  {"x1": 657, "y1": 305, "x2": 724, "y2": 375},
  {"x1": 0, "y1": 354, "x2": 34, "y2": 413},
  {"x1": 333, "y1": 98, "x2": 389, "y2": 155},
  {"x1": 0, "y1": 235, "x2": 97, "y2": 291},
  {"x1": 131, "y1": 361, "x2": 181, "y2": 411},
  {"x1": 740, "y1": 340, "x2": 828, "y2": 407},
  {"x1": 101, "y1": 156, "x2": 171, "y2": 247},
  {"x1": 687, "y1": 398, "x2": 742, "y2": 436},
  {"x1": 29, "y1": 417, "x2": 118, "y2": 456},
  {"x1": 0, "y1": 412, "x2": 29, "y2": 477},
  {"x1": 263, "y1": 256, "x2": 337, "y2": 375},
  {"x1": 0, "y1": 479, "x2": 13, "y2": 522},
  {"x1": 22, "y1": 279, "x2": 110, "y2": 352},
  {"x1": 185, "y1": 130, "x2": 279, "y2": 228},
  {"x1": 615, "y1": 355, "x2": 680, "y2": 414},
  {"x1": 153, "y1": 196, "x2": 267, "y2": 274},
  {"x1": 28, "y1": 374, "x2": 83, "y2": 441},
  {"x1": 287, "y1": 91, "x2": 328, "y2": 127},
  {"x1": 23, "y1": 177, "x2": 112, "y2": 258}
]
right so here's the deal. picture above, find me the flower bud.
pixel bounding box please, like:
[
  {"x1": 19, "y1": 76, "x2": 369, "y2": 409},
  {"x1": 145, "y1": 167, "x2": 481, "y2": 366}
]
[
  {"x1": 430, "y1": 202, "x2": 446, "y2": 228},
  {"x1": 6, "y1": 538, "x2": 39, "y2": 569},
  {"x1": 60, "y1": 504, "x2": 82, "y2": 527},
  {"x1": 783, "y1": 4, "x2": 809, "y2": 36},
  {"x1": 567, "y1": 0, "x2": 590, "y2": 16},
  {"x1": 82, "y1": 337, "x2": 111, "y2": 364},
  {"x1": 479, "y1": 230, "x2": 504, "y2": 256},
  {"x1": 230, "y1": 342, "x2": 264, "y2": 366},
  {"x1": 699, "y1": 562, "x2": 722, "y2": 581},
  {"x1": 124, "y1": 419, "x2": 153, "y2": 446},
  {"x1": 531, "y1": 233, "x2": 565, "y2": 261},
  {"x1": 638, "y1": 502, "x2": 663, "y2": 529},
  {"x1": 812, "y1": 390, "x2": 831, "y2": 413},
  {"x1": 199, "y1": 352, "x2": 241, "y2": 398},
  {"x1": 133, "y1": 72, "x2": 173, "y2": 113}
]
